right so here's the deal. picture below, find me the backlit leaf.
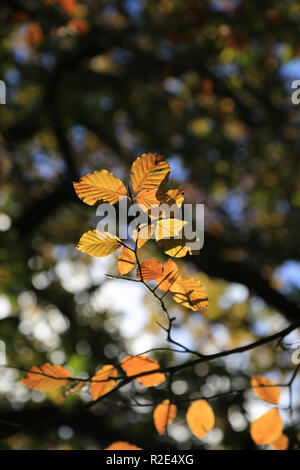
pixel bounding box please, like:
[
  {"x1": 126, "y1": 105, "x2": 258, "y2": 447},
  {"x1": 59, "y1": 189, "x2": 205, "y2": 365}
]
[
  {"x1": 90, "y1": 365, "x2": 118, "y2": 401},
  {"x1": 137, "y1": 258, "x2": 163, "y2": 281},
  {"x1": 118, "y1": 247, "x2": 136, "y2": 275},
  {"x1": 21, "y1": 363, "x2": 71, "y2": 391},
  {"x1": 155, "y1": 259, "x2": 179, "y2": 291},
  {"x1": 153, "y1": 399, "x2": 177, "y2": 435},
  {"x1": 186, "y1": 399, "x2": 215, "y2": 440},
  {"x1": 251, "y1": 376, "x2": 280, "y2": 404},
  {"x1": 121, "y1": 355, "x2": 166, "y2": 387},
  {"x1": 132, "y1": 223, "x2": 154, "y2": 248},
  {"x1": 73, "y1": 170, "x2": 127, "y2": 206},
  {"x1": 271, "y1": 434, "x2": 289, "y2": 450},
  {"x1": 130, "y1": 153, "x2": 170, "y2": 193},
  {"x1": 157, "y1": 237, "x2": 200, "y2": 258},
  {"x1": 250, "y1": 409, "x2": 283, "y2": 445},
  {"x1": 170, "y1": 276, "x2": 208, "y2": 311},
  {"x1": 154, "y1": 218, "x2": 187, "y2": 241},
  {"x1": 136, "y1": 188, "x2": 184, "y2": 213},
  {"x1": 77, "y1": 230, "x2": 121, "y2": 257},
  {"x1": 105, "y1": 442, "x2": 142, "y2": 450}
]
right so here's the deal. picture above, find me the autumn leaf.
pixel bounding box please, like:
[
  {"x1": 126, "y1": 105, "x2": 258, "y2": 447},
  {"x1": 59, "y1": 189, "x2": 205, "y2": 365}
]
[
  {"x1": 186, "y1": 399, "x2": 215, "y2": 440},
  {"x1": 250, "y1": 409, "x2": 283, "y2": 445},
  {"x1": 21, "y1": 363, "x2": 71, "y2": 391},
  {"x1": 251, "y1": 376, "x2": 280, "y2": 404},
  {"x1": 121, "y1": 355, "x2": 166, "y2": 387},
  {"x1": 105, "y1": 442, "x2": 142, "y2": 450},
  {"x1": 73, "y1": 170, "x2": 127, "y2": 206},
  {"x1": 118, "y1": 247, "x2": 136, "y2": 275},
  {"x1": 153, "y1": 399, "x2": 177, "y2": 435},
  {"x1": 90, "y1": 365, "x2": 118, "y2": 401},
  {"x1": 130, "y1": 153, "x2": 170, "y2": 193},
  {"x1": 271, "y1": 433, "x2": 289, "y2": 450},
  {"x1": 77, "y1": 230, "x2": 121, "y2": 257},
  {"x1": 154, "y1": 218, "x2": 187, "y2": 241},
  {"x1": 137, "y1": 258, "x2": 163, "y2": 281},
  {"x1": 132, "y1": 223, "x2": 154, "y2": 248},
  {"x1": 157, "y1": 237, "x2": 200, "y2": 258},
  {"x1": 26, "y1": 23, "x2": 43, "y2": 47},
  {"x1": 155, "y1": 259, "x2": 179, "y2": 292},
  {"x1": 170, "y1": 276, "x2": 208, "y2": 311},
  {"x1": 136, "y1": 188, "x2": 184, "y2": 213}
]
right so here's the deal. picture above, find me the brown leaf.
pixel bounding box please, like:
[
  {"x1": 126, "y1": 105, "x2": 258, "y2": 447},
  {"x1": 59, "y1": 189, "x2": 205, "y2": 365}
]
[{"x1": 137, "y1": 258, "x2": 163, "y2": 281}]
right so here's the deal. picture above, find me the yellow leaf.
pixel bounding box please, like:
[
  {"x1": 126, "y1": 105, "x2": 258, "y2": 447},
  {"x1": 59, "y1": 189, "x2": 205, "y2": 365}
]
[
  {"x1": 157, "y1": 236, "x2": 200, "y2": 258},
  {"x1": 118, "y1": 247, "x2": 136, "y2": 275},
  {"x1": 21, "y1": 363, "x2": 71, "y2": 392},
  {"x1": 186, "y1": 399, "x2": 215, "y2": 440},
  {"x1": 105, "y1": 442, "x2": 142, "y2": 450},
  {"x1": 170, "y1": 276, "x2": 208, "y2": 311},
  {"x1": 137, "y1": 258, "x2": 163, "y2": 281},
  {"x1": 77, "y1": 230, "x2": 121, "y2": 257},
  {"x1": 73, "y1": 169, "x2": 127, "y2": 206},
  {"x1": 130, "y1": 153, "x2": 170, "y2": 193},
  {"x1": 154, "y1": 218, "x2": 187, "y2": 241},
  {"x1": 90, "y1": 365, "x2": 118, "y2": 401},
  {"x1": 251, "y1": 376, "x2": 280, "y2": 404},
  {"x1": 271, "y1": 433, "x2": 289, "y2": 450},
  {"x1": 153, "y1": 399, "x2": 177, "y2": 435},
  {"x1": 132, "y1": 223, "x2": 154, "y2": 248},
  {"x1": 156, "y1": 259, "x2": 179, "y2": 292},
  {"x1": 250, "y1": 409, "x2": 283, "y2": 446},
  {"x1": 121, "y1": 355, "x2": 166, "y2": 387},
  {"x1": 136, "y1": 188, "x2": 184, "y2": 213}
]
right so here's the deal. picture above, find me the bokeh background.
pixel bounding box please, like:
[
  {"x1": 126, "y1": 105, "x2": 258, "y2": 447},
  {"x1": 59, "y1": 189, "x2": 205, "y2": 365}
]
[{"x1": 0, "y1": 0, "x2": 300, "y2": 450}]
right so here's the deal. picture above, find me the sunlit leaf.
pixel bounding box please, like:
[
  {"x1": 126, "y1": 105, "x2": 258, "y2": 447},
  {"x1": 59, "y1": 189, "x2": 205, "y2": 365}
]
[
  {"x1": 250, "y1": 409, "x2": 283, "y2": 445},
  {"x1": 137, "y1": 258, "x2": 163, "y2": 281},
  {"x1": 90, "y1": 365, "x2": 118, "y2": 401},
  {"x1": 121, "y1": 355, "x2": 166, "y2": 387},
  {"x1": 136, "y1": 188, "x2": 184, "y2": 213},
  {"x1": 73, "y1": 170, "x2": 127, "y2": 206},
  {"x1": 170, "y1": 276, "x2": 208, "y2": 311},
  {"x1": 153, "y1": 399, "x2": 177, "y2": 435},
  {"x1": 132, "y1": 223, "x2": 154, "y2": 248},
  {"x1": 105, "y1": 442, "x2": 142, "y2": 450},
  {"x1": 154, "y1": 219, "x2": 187, "y2": 241},
  {"x1": 155, "y1": 259, "x2": 179, "y2": 291},
  {"x1": 130, "y1": 153, "x2": 170, "y2": 193},
  {"x1": 21, "y1": 363, "x2": 71, "y2": 391},
  {"x1": 157, "y1": 237, "x2": 200, "y2": 258},
  {"x1": 118, "y1": 247, "x2": 136, "y2": 275},
  {"x1": 186, "y1": 399, "x2": 215, "y2": 440},
  {"x1": 251, "y1": 376, "x2": 280, "y2": 404},
  {"x1": 77, "y1": 230, "x2": 121, "y2": 257},
  {"x1": 271, "y1": 433, "x2": 289, "y2": 450}
]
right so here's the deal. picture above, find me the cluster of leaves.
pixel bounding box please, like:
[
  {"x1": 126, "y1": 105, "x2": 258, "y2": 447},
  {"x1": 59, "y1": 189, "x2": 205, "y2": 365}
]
[{"x1": 74, "y1": 153, "x2": 208, "y2": 311}]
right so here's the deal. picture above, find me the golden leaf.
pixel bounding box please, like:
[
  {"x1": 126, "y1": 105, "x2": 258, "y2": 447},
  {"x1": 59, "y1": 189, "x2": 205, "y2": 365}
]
[
  {"x1": 73, "y1": 170, "x2": 127, "y2": 206},
  {"x1": 186, "y1": 399, "x2": 215, "y2": 440},
  {"x1": 170, "y1": 276, "x2": 208, "y2": 311},
  {"x1": 136, "y1": 188, "x2": 184, "y2": 213},
  {"x1": 271, "y1": 433, "x2": 289, "y2": 450},
  {"x1": 154, "y1": 218, "x2": 187, "y2": 241},
  {"x1": 137, "y1": 258, "x2": 163, "y2": 281},
  {"x1": 77, "y1": 230, "x2": 121, "y2": 257},
  {"x1": 251, "y1": 376, "x2": 280, "y2": 404},
  {"x1": 250, "y1": 409, "x2": 283, "y2": 445},
  {"x1": 157, "y1": 236, "x2": 200, "y2": 258},
  {"x1": 130, "y1": 153, "x2": 170, "y2": 193},
  {"x1": 118, "y1": 247, "x2": 136, "y2": 275},
  {"x1": 153, "y1": 399, "x2": 177, "y2": 435},
  {"x1": 121, "y1": 355, "x2": 166, "y2": 387},
  {"x1": 132, "y1": 223, "x2": 154, "y2": 248},
  {"x1": 105, "y1": 442, "x2": 142, "y2": 450},
  {"x1": 21, "y1": 363, "x2": 71, "y2": 392},
  {"x1": 90, "y1": 365, "x2": 118, "y2": 401},
  {"x1": 155, "y1": 259, "x2": 179, "y2": 292}
]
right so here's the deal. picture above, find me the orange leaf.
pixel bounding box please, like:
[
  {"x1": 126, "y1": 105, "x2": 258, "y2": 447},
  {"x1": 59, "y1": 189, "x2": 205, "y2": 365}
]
[
  {"x1": 121, "y1": 355, "x2": 166, "y2": 387},
  {"x1": 26, "y1": 23, "x2": 43, "y2": 47},
  {"x1": 170, "y1": 276, "x2": 208, "y2": 311},
  {"x1": 251, "y1": 376, "x2": 280, "y2": 404},
  {"x1": 271, "y1": 433, "x2": 289, "y2": 450},
  {"x1": 136, "y1": 188, "x2": 184, "y2": 213},
  {"x1": 156, "y1": 259, "x2": 179, "y2": 292},
  {"x1": 21, "y1": 363, "x2": 71, "y2": 391},
  {"x1": 73, "y1": 170, "x2": 127, "y2": 206},
  {"x1": 250, "y1": 409, "x2": 283, "y2": 445},
  {"x1": 118, "y1": 247, "x2": 136, "y2": 275},
  {"x1": 105, "y1": 442, "x2": 142, "y2": 450},
  {"x1": 130, "y1": 153, "x2": 170, "y2": 193},
  {"x1": 90, "y1": 365, "x2": 118, "y2": 401},
  {"x1": 186, "y1": 399, "x2": 215, "y2": 440},
  {"x1": 137, "y1": 258, "x2": 163, "y2": 281},
  {"x1": 153, "y1": 399, "x2": 177, "y2": 435}
]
